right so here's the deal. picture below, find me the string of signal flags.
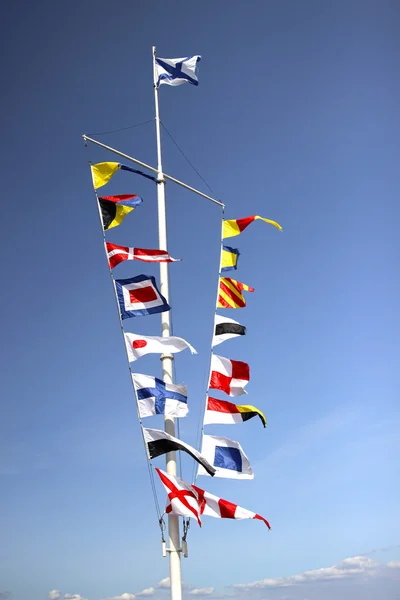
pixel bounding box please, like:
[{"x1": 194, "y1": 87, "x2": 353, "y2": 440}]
[{"x1": 88, "y1": 160, "x2": 283, "y2": 529}]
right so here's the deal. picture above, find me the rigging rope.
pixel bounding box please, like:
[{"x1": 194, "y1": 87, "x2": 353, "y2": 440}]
[
  {"x1": 84, "y1": 135, "x2": 223, "y2": 533},
  {"x1": 160, "y1": 121, "x2": 215, "y2": 194},
  {"x1": 84, "y1": 149, "x2": 163, "y2": 526},
  {"x1": 85, "y1": 118, "x2": 154, "y2": 136},
  {"x1": 191, "y1": 205, "x2": 225, "y2": 484},
  {"x1": 168, "y1": 298, "x2": 184, "y2": 480},
  {"x1": 157, "y1": 119, "x2": 221, "y2": 485}
]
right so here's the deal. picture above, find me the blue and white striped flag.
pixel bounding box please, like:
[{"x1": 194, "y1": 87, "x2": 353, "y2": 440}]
[{"x1": 155, "y1": 55, "x2": 201, "y2": 87}]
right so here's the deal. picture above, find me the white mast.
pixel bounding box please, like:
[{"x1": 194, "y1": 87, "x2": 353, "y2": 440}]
[{"x1": 152, "y1": 45, "x2": 183, "y2": 600}]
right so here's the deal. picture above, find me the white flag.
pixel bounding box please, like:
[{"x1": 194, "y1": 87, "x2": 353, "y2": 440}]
[
  {"x1": 212, "y1": 315, "x2": 246, "y2": 347},
  {"x1": 155, "y1": 56, "x2": 201, "y2": 87},
  {"x1": 144, "y1": 429, "x2": 215, "y2": 476},
  {"x1": 197, "y1": 434, "x2": 254, "y2": 479},
  {"x1": 132, "y1": 373, "x2": 188, "y2": 418},
  {"x1": 124, "y1": 332, "x2": 197, "y2": 362}
]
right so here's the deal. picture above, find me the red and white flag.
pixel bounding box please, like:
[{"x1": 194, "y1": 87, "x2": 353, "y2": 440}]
[
  {"x1": 204, "y1": 397, "x2": 266, "y2": 427},
  {"x1": 156, "y1": 468, "x2": 202, "y2": 526},
  {"x1": 106, "y1": 243, "x2": 181, "y2": 268},
  {"x1": 156, "y1": 469, "x2": 270, "y2": 529},
  {"x1": 209, "y1": 354, "x2": 250, "y2": 396},
  {"x1": 193, "y1": 485, "x2": 271, "y2": 529},
  {"x1": 124, "y1": 332, "x2": 197, "y2": 362}
]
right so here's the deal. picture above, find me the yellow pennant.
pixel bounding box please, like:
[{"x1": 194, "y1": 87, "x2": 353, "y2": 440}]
[
  {"x1": 223, "y1": 215, "x2": 282, "y2": 239},
  {"x1": 90, "y1": 162, "x2": 120, "y2": 189}
]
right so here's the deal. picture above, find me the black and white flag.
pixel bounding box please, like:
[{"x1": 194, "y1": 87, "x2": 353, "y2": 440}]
[
  {"x1": 212, "y1": 315, "x2": 246, "y2": 347},
  {"x1": 143, "y1": 428, "x2": 216, "y2": 476}
]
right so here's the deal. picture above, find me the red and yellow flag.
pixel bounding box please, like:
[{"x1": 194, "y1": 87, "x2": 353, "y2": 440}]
[
  {"x1": 218, "y1": 278, "x2": 254, "y2": 309},
  {"x1": 222, "y1": 215, "x2": 282, "y2": 239}
]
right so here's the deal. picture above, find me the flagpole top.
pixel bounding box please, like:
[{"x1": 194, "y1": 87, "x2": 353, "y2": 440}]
[{"x1": 152, "y1": 46, "x2": 156, "y2": 56}]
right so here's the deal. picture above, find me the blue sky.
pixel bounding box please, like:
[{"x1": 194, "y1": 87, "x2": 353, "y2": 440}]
[{"x1": 1, "y1": 1, "x2": 400, "y2": 600}]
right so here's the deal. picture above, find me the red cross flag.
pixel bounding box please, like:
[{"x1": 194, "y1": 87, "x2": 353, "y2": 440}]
[
  {"x1": 156, "y1": 469, "x2": 270, "y2": 530},
  {"x1": 156, "y1": 468, "x2": 202, "y2": 526}
]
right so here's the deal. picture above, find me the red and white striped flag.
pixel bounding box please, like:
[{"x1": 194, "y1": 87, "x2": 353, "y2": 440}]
[
  {"x1": 209, "y1": 354, "x2": 250, "y2": 396},
  {"x1": 193, "y1": 485, "x2": 271, "y2": 529},
  {"x1": 156, "y1": 469, "x2": 270, "y2": 529},
  {"x1": 106, "y1": 243, "x2": 181, "y2": 268}
]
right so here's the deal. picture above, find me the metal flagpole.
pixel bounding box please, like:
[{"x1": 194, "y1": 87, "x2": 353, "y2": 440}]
[{"x1": 152, "y1": 45, "x2": 183, "y2": 600}]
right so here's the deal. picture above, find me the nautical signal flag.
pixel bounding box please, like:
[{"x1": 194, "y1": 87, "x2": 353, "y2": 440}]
[
  {"x1": 218, "y1": 278, "x2": 254, "y2": 309},
  {"x1": 106, "y1": 243, "x2": 181, "y2": 268},
  {"x1": 223, "y1": 215, "x2": 283, "y2": 239},
  {"x1": 115, "y1": 274, "x2": 170, "y2": 319},
  {"x1": 220, "y1": 245, "x2": 240, "y2": 273},
  {"x1": 209, "y1": 354, "x2": 250, "y2": 397},
  {"x1": 132, "y1": 374, "x2": 188, "y2": 418},
  {"x1": 124, "y1": 332, "x2": 197, "y2": 362},
  {"x1": 192, "y1": 483, "x2": 270, "y2": 529},
  {"x1": 143, "y1": 428, "x2": 216, "y2": 476},
  {"x1": 157, "y1": 469, "x2": 271, "y2": 529},
  {"x1": 98, "y1": 195, "x2": 142, "y2": 230},
  {"x1": 212, "y1": 315, "x2": 246, "y2": 347},
  {"x1": 156, "y1": 468, "x2": 202, "y2": 526},
  {"x1": 155, "y1": 55, "x2": 201, "y2": 87},
  {"x1": 91, "y1": 162, "x2": 157, "y2": 189},
  {"x1": 204, "y1": 397, "x2": 266, "y2": 428},
  {"x1": 198, "y1": 434, "x2": 253, "y2": 479}
]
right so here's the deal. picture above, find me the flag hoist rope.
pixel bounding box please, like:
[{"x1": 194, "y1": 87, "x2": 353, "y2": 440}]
[
  {"x1": 192, "y1": 213, "x2": 225, "y2": 484},
  {"x1": 88, "y1": 170, "x2": 163, "y2": 523}
]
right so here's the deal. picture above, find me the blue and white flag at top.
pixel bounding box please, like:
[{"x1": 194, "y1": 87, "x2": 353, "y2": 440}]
[
  {"x1": 197, "y1": 434, "x2": 254, "y2": 479},
  {"x1": 132, "y1": 373, "x2": 188, "y2": 418},
  {"x1": 155, "y1": 55, "x2": 201, "y2": 87},
  {"x1": 115, "y1": 274, "x2": 170, "y2": 319}
]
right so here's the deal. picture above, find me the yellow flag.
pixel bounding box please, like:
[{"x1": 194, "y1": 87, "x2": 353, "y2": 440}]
[
  {"x1": 221, "y1": 245, "x2": 239, "y2": 272},
  {"x1": 222, "y1": 215, "x2": 282, "y2": 239},
  {"x1": 218, "y1": 277, "x2": 254, "y2": 308},
  {"x1": 90, "y1": 162, "x2": 120, "y2": 189},
  {"x1": 236, "y1": 404, "x2": 267, "y2": 428}
]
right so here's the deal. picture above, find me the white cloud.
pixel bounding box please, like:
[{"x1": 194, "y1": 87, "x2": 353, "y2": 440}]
[
  {"x1": 156, "y1": 578, "x2": 170, "y2": 589},
  {"x1": 234, "y1": 554, "x2": 384, "y2": 589},
  {"x1": 105, "y1": 595, "x2": 136, "y2": 600},
  {"x1": 64, "y1": 595, "x2": 88, "y2": 600},
  {"x1": 340, "y1": 556, "x2": 380, "y2": 569},
  {"x1": 48, "y1": 592, "x2": 61, "y2": 600},
  {"x1": 189, "y1": 589, "x2": 214, "y2": 596},
  {"x1": 137, "y1": 589, "x2": 155, "y2": 597},
  {"x1": 387, "y1": 560, "x2": 400, "y2": 569}
]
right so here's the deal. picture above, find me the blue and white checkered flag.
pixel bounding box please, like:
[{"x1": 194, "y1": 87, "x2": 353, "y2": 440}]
[{"x1": 155, "y1": 55, "x2": 201, "y2": 87}]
